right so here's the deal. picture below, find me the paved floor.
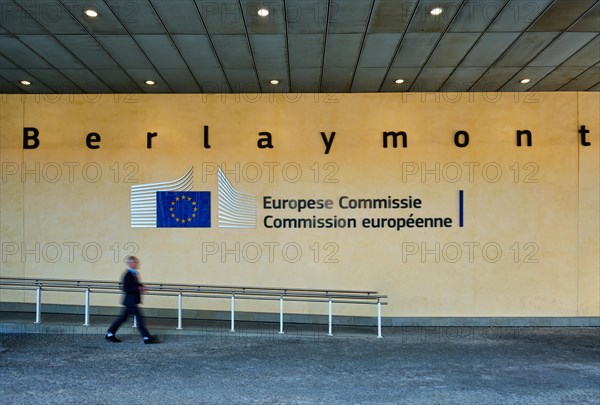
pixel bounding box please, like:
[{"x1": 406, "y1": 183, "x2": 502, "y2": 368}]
[{"x1": 1, "y1": 326, "x2": 599, "y2": 404}]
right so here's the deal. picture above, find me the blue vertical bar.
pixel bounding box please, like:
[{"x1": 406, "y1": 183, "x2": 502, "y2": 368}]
[{"x1": 459, "y1": 190, "x2": 464, "y2": 227}]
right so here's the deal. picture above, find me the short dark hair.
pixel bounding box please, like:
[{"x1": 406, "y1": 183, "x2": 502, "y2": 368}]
[{"x1": 126, "y1": 256, "x2": 139, "y2": 262}]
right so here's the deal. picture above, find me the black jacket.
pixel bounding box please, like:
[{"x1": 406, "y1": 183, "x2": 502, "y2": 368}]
[{"x1": 121, "y1": 270, "x2": 143, "y2": 306}]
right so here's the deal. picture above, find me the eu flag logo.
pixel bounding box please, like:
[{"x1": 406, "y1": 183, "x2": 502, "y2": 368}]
[{"x1": 156, "y1": 191, "x2": 210, "y2": 228}]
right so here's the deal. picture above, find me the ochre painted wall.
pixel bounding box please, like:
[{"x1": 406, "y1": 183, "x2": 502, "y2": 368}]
[{"x1": 1, "y1": 92, "x2": 598, "y2": 317}]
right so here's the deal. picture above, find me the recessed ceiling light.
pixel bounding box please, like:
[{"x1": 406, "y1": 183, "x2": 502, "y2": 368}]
[
  {"x1": 430, "y1": 7, "x2": 443, "y2": 16},
  {"x1": 520, "y1": 78, "x2": 531, "y2": 84},
  {"x1": 145, "y1": 80, "x2": 156, "y2": 85},
  {"x1": 270, "y1": 79, "x2": 279, "y2": 85},
  {"x1": 84, "y1": 8, "x2": 98, "y2": 18},
  {"x1": 258, "y1": 8, "x2": 269, "y2": 17},
  {"x1": 394, "y1": 79, "x2": 405, "y2": 84},
  {"x1": 20, "y1": 80, "x2": 31, "y2": 86}
]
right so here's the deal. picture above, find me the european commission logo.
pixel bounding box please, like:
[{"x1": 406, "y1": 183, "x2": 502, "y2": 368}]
[{"x1": 130, "y1": 167, "x2": 256, "y2": 228}]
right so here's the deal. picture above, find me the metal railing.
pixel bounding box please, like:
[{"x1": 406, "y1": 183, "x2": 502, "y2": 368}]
[{"x1": 0, "y1": 277, "x2": 388, "y2": 337}]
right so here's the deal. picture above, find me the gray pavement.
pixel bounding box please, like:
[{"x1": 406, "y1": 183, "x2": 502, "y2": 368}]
[{"x1": 1, "y1": 323, "x2": 599, "y2": 404}]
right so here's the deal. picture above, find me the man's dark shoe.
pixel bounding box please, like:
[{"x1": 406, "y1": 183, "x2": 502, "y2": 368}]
[
  {"x1": 105, "y1": 334, "x2": 121, "y2": 343},
  {"x1": 143, "y1": 336, "x2": 159, "y2": 344}
]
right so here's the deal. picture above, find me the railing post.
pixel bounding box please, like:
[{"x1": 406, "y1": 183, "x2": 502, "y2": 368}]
[
  {"x1": 133, "y1": 315, "x2": 137, "y2": 328},
  {"x1": 230, "y1": 293, "x2": 235, "y2": 332},
  {"x1": 177, "y1": 291, "x2": 183, "y2": 330},
  {"x1": 279, "y1": 296, "x2": 284, "y2": 334},
  {"x1": 328, "y1": 298, "x2": 333, "y2": 336},
  {"x1": 34, "y1": 286, "x2": 41, "y2": 324},
  {"x1": 377, "y1": 299, "x2": 382, "y2": 338},
  {"x1": 83, "y1": 288, "x2": 90, "y2": 326}
]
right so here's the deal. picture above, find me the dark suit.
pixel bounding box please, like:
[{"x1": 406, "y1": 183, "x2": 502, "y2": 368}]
[{"x1": 108, "y1": 269, "x2": 150, "y2": 338}]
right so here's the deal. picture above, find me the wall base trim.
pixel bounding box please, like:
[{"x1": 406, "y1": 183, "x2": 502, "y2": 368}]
[{"x1": 1, "y1": 302, "x2": 598, "y2": 327}]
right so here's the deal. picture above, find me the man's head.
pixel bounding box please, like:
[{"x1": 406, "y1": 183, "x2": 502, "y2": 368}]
[{"x1": 126, "y1": 256, "x2": 139, "y2": 269}]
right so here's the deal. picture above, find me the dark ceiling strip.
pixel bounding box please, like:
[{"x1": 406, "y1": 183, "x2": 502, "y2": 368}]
[
  {"x1": 56, "y1": 0, "x2": 143, "y2": 93},
  {"x1": 147, "y1": 0, "x2": 203, "y2": 93},
  {"x1": 348, "y1": 0, "x2": 377, "y2": 92},
  {"x1": 319, "y1": 0, "x2": 332, "y2": 93},
  {"x1": 375, "y1": 0, "x2": 421, "y2": 92},
  {"x1": 558, "y1": 61, "x2": 600, "y2": 91},
  {"x1": 237, "y1": 0, "x2": 262, "y2": 92},
  {"x1": 408, "y1": 0, "x2": 469, "y2": 92},
  {"x1": 1, "y1": 2, "x2": 84, "y2": 93},
  {"x1": 282, "y1": 0, "x2": 292, "y2": 93},
  {"x1": 101, "y1": 0, "x2": 175, "y2": 93},
  {"x1": 437, "y1": 0, "x2": 512, "y2": 92},
  {"x1": 0, "y1": 71, "x2": 25, "y2": 94},
  {"x1": 0, "y1": 48, "x2": 55, "y2": 93},
  {"x1": 466, "y1": 0, "x2": 558, "y2": 92},
  {"x1": 507, "y1": 2, "x2": 600, "y2": 92},
  {"x1": 191, "y1": 0, "x2": 232, "y2": 92}
]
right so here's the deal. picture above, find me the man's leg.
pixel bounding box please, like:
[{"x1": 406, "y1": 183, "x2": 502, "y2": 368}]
[
  {"x1": 107, "y1": 306, "x2": 130, "y2": 336},
  {"x1": 130, "y1": 305, "x2": 151, "y2": 338}
]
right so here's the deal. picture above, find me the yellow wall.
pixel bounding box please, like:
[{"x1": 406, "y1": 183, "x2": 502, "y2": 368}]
[{"x1": 1, "y1": 92, "x2": 598, "y2": 317}]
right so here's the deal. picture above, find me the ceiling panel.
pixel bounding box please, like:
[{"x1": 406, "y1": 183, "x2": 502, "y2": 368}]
[
  {"x1": 569, "y1": 2, "x2": 600, "y2": 32},
  {"x1": 330, "y1": 0, "x2": 372, "y2": 34},
  {"x1": 0, "y1": 54, "x2": 17, "y2": 68},
  {"x1": 562, "y1": 36, "x2": 600, "y2": 67},
  {"x1": 249, "y1": 34, "x2": 287, "y2": 70},
  {"x1": 369, "y1": 0, "x2": 416, "y2": 33},
  {"x1": 56, "y1": 35, "x2": 119, "y2": 68},
  {"x1": 322, "y1": 67, "x2": 354, "y2": 92},
  {"x1": 125, "y1": 68, "x2": 170, "y2": 92},
  {"x1": 157, "y1": 67, "x2": 200, "y2": 92},
  {"x1": 150, "y1": 0, "x2": 206, "y2": 34},
  {"x1": 256, "y1": 68, "x2": 289, "y2": 92},
  {"x1": 0, "y1": 67, "x2": 55, "y2": 92},
  {"x1": 441, "y1": 67, "x2": 487, "y2": 91},
  {"x1": 104, "y1": 0, "x2": 164, "y2": 34},
  {"x1": 489, "y1": 0, "x2": 552, "y2": 32},
  {"x1": 211, "y1": 35, "x2": 253, "y2": 69},
  {"x1": 0, "y1": 75, "x2": 24, "y2": 92},
  {"x1": 499, "y1": 66, "x2": 554, "y2": 91},
  {"x1": 495, "y1": 32, "x2": 558, "y2": 66},
  {"x1": 533, "y1": 66, "x2": 594, "y2": 91},
  {"x1": 462, "y1": 32, "x2": 519, "y2": 67},
  {"x1": 529, "y1": 32, "x2": 597, "y2": 67},
  {"x1": 288, "y1": 34, "x2": 323, "y2": 69},
  {"x1": 18, "y1": 35, "x2": 83, "y2": 68},
  {"x1": 381, "y1": 67, "x2": 420, "y2": 91},
  {"x1": 470, "y1": 66, "x2": 520, "y2": 91},
  {"x1": 290, "y1": 68, "x2": 320, "y2": 92},
  {"x1": 92, "y1": 68, "x2": 139, "y2": 91},
  {"x1": 323, "y1": 34, "x2": 362, "y2": 68},
  {"x1": 172, "y1": 35, "x2": 220, "y2": 69},
  {"x1": 240, "y1": 0, "x2": 285, "y2": 34},
  {"x1": 407, "y1": 0, "x2": 462, "y2": 33},
  {"x1": 16, "y1": 0, "x2": 85, "y2": 34},
  {"x1": 27, "y1": 67, "x2": 81, "y2": 92},
  {"x1": 351, "y1": 67, "x2": 387, "y2": 92},
  {"x1": 560, "y1": 64, "x2": 600, "y2": 90},
  {"x1": 392, "y1": 33, "x2": 441, "y2": 67},
  {"x1": 528, "y1": 0, "x2": 597, "y2": 32},
  {"x1": 95, "y1": 35, "x2": 152, "y2": 69},
  {"x1": 225, "y1": 69, "x2": 259, "y2": 92},
  {"x1": 357, "y1": 33, "x2": 401, "y2": 68},
  {"x1": 411, "y1": 67, "x2": 454, "y2": 91},
  {"x1": 60, "y1": 68, "x2": 113, "y2": 92},
  {"x1": 449, "y1": 0, "x2": 508, "y2": 32},
  {"x1": 0, "y1": 35, "x2": 53, "y2": 68},
  {"x1": 196, "y1": 0, "x2": 246, "y2": 34},
  {"x1": 427, "y1": 33, "x2": 480, "y2": 67},
  {"x1": 134, "y1": 34, "x2": 187, "y2": 69},
  {"x1": 286, "y1": 0, "x2": 327, "y2": 34},
  {"x1": 0, "y1": 0, "x2": 46, "y2": 33},
  {"x1": 191, "y1": 68, "x2": 230, "y2": 92},
  {"x1": 60, "y1": 0, "x2": 127, "y2": 34}
]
